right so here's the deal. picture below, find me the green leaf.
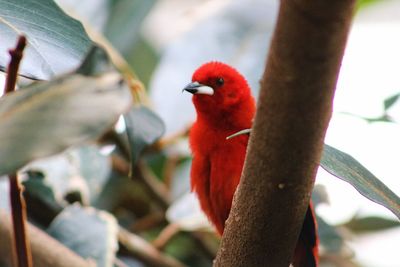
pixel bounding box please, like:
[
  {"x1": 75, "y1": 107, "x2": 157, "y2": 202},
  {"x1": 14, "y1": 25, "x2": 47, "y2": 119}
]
[
  {"x1": 344, "y1": 215, "x2": 400, "y2": 233},
  {"x1": 77, "y1": 46, "x2": 115, "y2": 76},
  {"x1": 0, "y1": 0, "x2": 92, "y2": 79},
  {"x1": 0, "y1": 47, "x2": 132, "y2": 176},
  {"x1": 383, "y1": 93, "x2": 400, "y2": 111},
  {"x1": 321, "y1": 144, "x2": 400, "y2": 220},
  {"x1": 75, "y1": 145, "x2": 111, "y2": 204},
  {"x1": 124, "y1": 106, "x2": 165, "y2": 165},
  {"x1": 47, "y1": 204, "x2": 118, "y2": 267},
  {"x1": 22, "y1": 170, "x2": 64, "y2": 226},
  {"x1": 316, "y1": 215, "x2": 344, "y2": 253}
]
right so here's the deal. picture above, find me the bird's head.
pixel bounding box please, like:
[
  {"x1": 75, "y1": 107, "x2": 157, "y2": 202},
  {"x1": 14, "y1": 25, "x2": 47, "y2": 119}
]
[{"x1": 183, "y1": 62, "x2": 253, "y2": 116}]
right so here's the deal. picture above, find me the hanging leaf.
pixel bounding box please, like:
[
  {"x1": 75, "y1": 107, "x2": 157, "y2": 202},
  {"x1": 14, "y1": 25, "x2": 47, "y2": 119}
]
[
  {"x1": 0, "y1": 0, "x2": 92, "y2": 79},
  {"x1": 321, "y1": 144, "x2": 400, "y2": 220},
  {"x1": 47, "y1": 204, "x2": 118, "y2": 267},
  {"x1": 22, "y1": 170, "x2": 64, "y2": 226},
  {"x1": 227, "y1": 129, "x2": 400, "y2": 220},
  {"x1": 124, "y1": 106, "x2": 165, "y2": 165},
  {"x1": 316, "y1": 215, "x2": 344, "y2": 253},
  {"x1": 0, "y1": 47, "x2": 132, "y2": 176},
  {"x1": 343, "y1": 215, "x2": 400, "y2": 233},
  {"x1": 383, "y1": 93, "x2": 400, "y2": 111}
]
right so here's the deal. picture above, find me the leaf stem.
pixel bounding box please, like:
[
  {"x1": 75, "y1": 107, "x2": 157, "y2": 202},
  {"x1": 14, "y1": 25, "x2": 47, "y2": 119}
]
[{"x1": 3, "y1": 35, "x2": 32, "y2": 267}]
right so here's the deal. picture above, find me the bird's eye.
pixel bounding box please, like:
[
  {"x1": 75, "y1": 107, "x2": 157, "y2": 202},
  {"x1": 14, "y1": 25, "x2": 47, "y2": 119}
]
[{"x1": 216, "y1": 77, "x2": 224, "y2": 87}]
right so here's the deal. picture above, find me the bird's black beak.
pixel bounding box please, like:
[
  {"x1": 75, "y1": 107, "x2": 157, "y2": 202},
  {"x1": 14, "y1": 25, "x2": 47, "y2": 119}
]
[{"x1": 182, "y1": 82, "x2": 214, "y2": 95}]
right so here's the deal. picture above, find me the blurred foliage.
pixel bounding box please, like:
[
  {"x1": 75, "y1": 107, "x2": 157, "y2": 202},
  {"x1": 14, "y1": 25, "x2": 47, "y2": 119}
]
[
  {"x1": 343, "y1": 215, "x2": 400, "y2": 233},
  {"x1": 342, "y1": 92, "x2": 400, "y2": 123},
  {"x1": 105, "y1": 0, "x2": 159, "y2": 87},
  {"x1": 0, "y1": 1, "x2": 399, "y2": 267},
  {"x1": 357, "y1": 0, "x2": 382, "y2": 10}
]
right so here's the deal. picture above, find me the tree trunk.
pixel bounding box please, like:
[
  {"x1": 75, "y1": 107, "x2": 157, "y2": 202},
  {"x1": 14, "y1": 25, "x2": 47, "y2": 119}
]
[{"x1": 214, "y1": 1, "x2": 356, "y2": 266}]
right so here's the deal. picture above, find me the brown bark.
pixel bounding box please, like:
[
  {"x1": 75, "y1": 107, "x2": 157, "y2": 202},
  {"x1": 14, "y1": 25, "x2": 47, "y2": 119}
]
[
  {"x1": 214, "y1": 1, "x2": 356, "y2": 266},
  {"x1": 0, "y1": 211, "x2": 94, "y2": 267}
]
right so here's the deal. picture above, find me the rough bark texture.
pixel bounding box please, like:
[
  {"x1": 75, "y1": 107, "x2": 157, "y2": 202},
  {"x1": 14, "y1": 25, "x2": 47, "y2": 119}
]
[
  {"x1": 0, "y1": 211, "x2": 94, "y2": 267},
  {"x1": 214, "y1": 1, "x2": 356, "y2": 266}
]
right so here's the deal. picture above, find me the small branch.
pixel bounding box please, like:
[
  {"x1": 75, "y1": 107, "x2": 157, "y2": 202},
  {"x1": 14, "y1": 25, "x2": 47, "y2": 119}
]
[
  {"x1": 3, "y1": 36, "x2": 32, "y2": 267},
  {"x1": 162, "y1": 155, "x2": 180, "y2": 190},
  {"x1": 0, "y1": 211, "x2": 94, "y2": 267},
  {"x1": 8, "y1": 175, "x2": 32, "y2": 267},
  {"x1": 4, "y1": 35, "x2": 26, "y2": 94},
  {"x1": 148, "y1": 125, "x2": 191, "y2": 152},
  {"x1": 135, "y1": 162, "x2": 171, "y2": 209},
  {"x1": 118, "y1": 227, "x2": 187, "y2": 267},
  {"x1": 113, "y1": 258, "x2": 129, "y2": 267},
  {"x1": 152, "y1": 223, "x2": 181, "y2": 250},
  {"x1": 130, "y1": 211, "x2": 166, "y2": 232}
]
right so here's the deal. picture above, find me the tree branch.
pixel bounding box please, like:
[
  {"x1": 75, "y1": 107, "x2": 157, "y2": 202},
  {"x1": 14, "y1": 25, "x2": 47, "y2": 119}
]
[
  {"x1": 3, "y1": 35, "x2": 26, "y2": 94},
  {"x1": 214, "y1": 1, "x2": 356, "y2": 266},
  {"x1": 3, "y1": 35, "x2": 33, "y2": 267},
  {"x1": 118, "y1": 227, "x2": 186, "y2": 267},
  {"x1": 0, "y1": 211, "x2": 95, "y2": 267}
]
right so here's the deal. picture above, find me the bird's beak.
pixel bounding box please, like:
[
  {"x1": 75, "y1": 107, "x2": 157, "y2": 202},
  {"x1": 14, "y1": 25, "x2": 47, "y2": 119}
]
[{"x1": 182, "y1": 82, "x2": 214, "y2": 95}]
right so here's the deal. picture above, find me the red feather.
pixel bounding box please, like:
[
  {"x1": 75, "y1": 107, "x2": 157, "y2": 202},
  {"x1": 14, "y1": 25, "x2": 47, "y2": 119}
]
[{"x1": 187, "y1": 62, "x2": 318, "y2": 266}]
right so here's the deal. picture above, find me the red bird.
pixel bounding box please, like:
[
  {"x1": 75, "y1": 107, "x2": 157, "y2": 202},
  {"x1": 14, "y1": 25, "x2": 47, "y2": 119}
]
[{"x1": 183, "y1": 62, "x2": 319, "y2": 267}]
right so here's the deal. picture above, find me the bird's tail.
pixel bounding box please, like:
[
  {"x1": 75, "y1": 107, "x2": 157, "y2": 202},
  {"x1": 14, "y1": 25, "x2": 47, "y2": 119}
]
[{"x1": 292, "y1": 202, "x2": 319, "y2": 267}]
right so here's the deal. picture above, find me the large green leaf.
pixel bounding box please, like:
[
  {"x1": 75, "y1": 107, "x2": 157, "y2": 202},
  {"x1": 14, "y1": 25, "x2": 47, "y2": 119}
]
[
  {"x1": 321, "y1": 145, "x2": 400, "y2": 220},
  {"x1": 47, "y1": 204, "x2": 118, "y2": 267},
  {"x1": 0, "y1": 0, "x2": 92, "y2": 79},
  {"x1": 124, "y1": 106, "x2": 165, "y2": 165},
  {"x1": 0, "y1": 47, "x2": 132, "y2": 176}
]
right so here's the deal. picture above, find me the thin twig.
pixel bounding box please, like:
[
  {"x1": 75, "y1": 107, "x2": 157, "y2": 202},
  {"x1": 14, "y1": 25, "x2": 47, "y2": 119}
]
[
  {"x1": 4, "y1": 35, "x2": 26, "y2": 94},
  {"x1": 3, "y1": 36, "x2": 32, "y2": 267},
  {"x1": 118, "y1": 227, "x2": 187, "y2": 267},
  {"x1": 148, "y1": 125, "x2": 191, "y2": 152},
  {"x1": 162, "y1": 155, "x2": 180, "y2": 189},
  {"x1": 8, "y1": 174, "x2": 32, "y2": 267},
  {"x1": 135, "y1": 162, "x2": 171, "y2": 209},
  {"x1": 152, "y1": 223, "x2": 181, "y2": 250},
  {"x1": 130, "y1": 211, "x2": 166, "y2": 232}
]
